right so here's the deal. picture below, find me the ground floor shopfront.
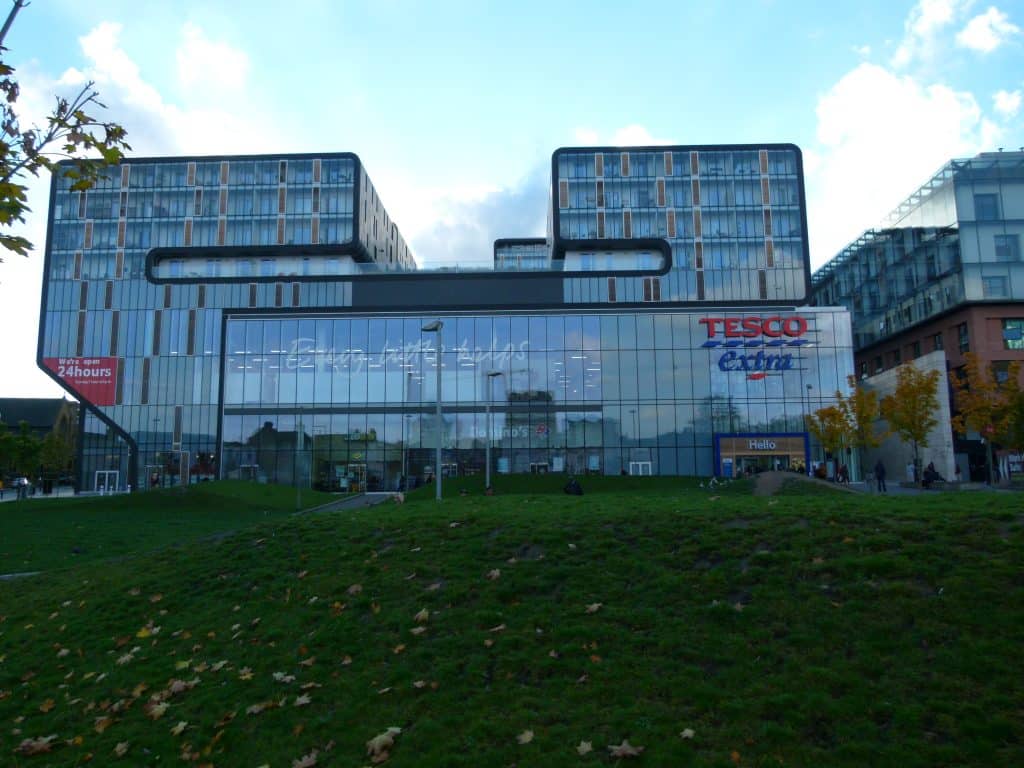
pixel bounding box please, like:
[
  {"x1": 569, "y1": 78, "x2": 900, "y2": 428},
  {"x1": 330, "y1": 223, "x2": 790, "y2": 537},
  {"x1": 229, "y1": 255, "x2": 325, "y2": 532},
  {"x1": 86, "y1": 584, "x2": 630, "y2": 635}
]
[{"x1": 214, "y1": 308, "x2": 851, "y2": 490}]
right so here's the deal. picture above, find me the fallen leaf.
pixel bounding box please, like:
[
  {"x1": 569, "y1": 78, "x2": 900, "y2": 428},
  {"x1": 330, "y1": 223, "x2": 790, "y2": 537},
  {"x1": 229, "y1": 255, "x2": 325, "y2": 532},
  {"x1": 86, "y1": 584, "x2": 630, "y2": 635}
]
[
  {"x1": 14, "y1": 735, "x2": 58, "y2": 755},
  {"x1": 149, "y1": 594, "x2": 163, "y2": 603},
  {"x1": 298, "y1": 656, "x2": 316, "y2": 667},
  {"x1": 39, "y1": 698, "x2": 55, "y2": 713},
  {"x1": 414, "y1": 608, "x2": 430, "y2": 623},
  {"x1": 425, "y1": 582, "x2": 442, "y2": 592},
  {"x1": 412, "y1": 680, "x2": 426, "y2": 689},
  {"x1": 341, "y1": 655, "x2": 352, "y2": 666},
  {"x1": 607, "y1": 740, "x2": 644, "y2": 757},
  {"x1": 346, "y1": 584, "x2": 363, "y2": 596},
  {"x1": 371, "y1": 602, "x2": 381, "y2": 614},
  {"x1": 377, "y1": 687, "x2": 392, "y2": 695},
  {"x1": 488, "y1": 623, "x2": 506, "y2": 633},
  {"x1": 273, "y1": 672, "x2": 296, "y2": 683},
  {"x1": 486, "y1": 569, "x2": 501, "y2": 580},
  {"x1": 292, "y1": 749, "x2": 318, "y2": 767},
  {"x1": 577, "y1": 740, "x2": 593, "y2": 755},
  {"x1": 94, "y1": 716, "x2": 114, "y2": 733},
  {"x1": 585, "y1": 603, "x2": 603, "y2": 614},
  {"x1": 483, "y1": 639, "x2": 494, "y2": 648},
  {"x1": 170, "y1": 721, "x2": 188, "y2": 736},
  {"x1": 410, "y1": 627, "x2": 427, "y2": 636},
  {"x1": 293, "y1": 694, "x2": 312, "y2": 707},
  {"x1": 548, "y1": 649, "x2": 560, "y2": 659},
  {"x1": 680, "y1": 728, "x2": 696, "y2": 739},
  {"x1": 175, "y1": 659, "x2": 191, "y2": 671},
  {"x1": 114, "y1": 741, "x2": 129, "y2": 756},
  {"x1": 516, "y1": 729, "x2": 534, "y2": 744},
  {"x1": 57, "y1": 648, "x2": 70, "y2": 658},
  {"x1": 366, "y1": 727, "x2": 402, "y2": 759},
  {"x1": 297, "y1": 570, "x2": 308, "y2": 579},
  {"x1": 393, "y1": 644, "x2": 406, "y2": 655},
  {"x1": 131, "y1": 683, "x2": 149, "y2": 698},
  {"x1": 731, "y1": 750, "x2": 742, "y2": 764},
  {"x1": 144, "y1": 701, "x2": 169, "y2": 720}
]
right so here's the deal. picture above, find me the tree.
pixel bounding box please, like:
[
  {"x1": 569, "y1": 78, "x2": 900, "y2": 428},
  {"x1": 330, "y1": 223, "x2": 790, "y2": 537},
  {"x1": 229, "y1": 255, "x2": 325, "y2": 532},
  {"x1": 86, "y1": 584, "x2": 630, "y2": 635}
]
[
  {"x1": 10, "y1": 419, "x2": 40, "y2": 476},
  {"x1": 806, "y1": 404, "x2": 849, "y2": 464},
  {"x1": 879, "y1": 364, "x2": 941, "y2": 484},
  {"x1": 39, "y1": 430, "x2": 73, "y2": 478},
  {"x1": 835, "y1": 374, "x2": 884, "y2": 481},
  {"x1": 949, "y1": 353, "x2": 1021, "y2": 485},
  {"x1": 0, "y1": 4, "x2": 130, "y2": 259}
]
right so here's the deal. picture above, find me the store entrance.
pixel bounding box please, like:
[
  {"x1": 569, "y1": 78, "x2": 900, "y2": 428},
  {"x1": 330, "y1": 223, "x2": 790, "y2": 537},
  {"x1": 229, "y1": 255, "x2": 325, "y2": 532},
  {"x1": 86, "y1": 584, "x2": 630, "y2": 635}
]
[{"x1": 715, "y1": 434, "x2": 808, "y2": 478}]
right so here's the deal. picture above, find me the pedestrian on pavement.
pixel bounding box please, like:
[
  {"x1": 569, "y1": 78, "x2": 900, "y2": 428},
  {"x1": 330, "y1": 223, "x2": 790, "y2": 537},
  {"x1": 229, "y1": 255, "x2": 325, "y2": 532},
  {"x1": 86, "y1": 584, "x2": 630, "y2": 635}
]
[{"x1": 874, "y1": 459, "x2": 887, "y2": 493}]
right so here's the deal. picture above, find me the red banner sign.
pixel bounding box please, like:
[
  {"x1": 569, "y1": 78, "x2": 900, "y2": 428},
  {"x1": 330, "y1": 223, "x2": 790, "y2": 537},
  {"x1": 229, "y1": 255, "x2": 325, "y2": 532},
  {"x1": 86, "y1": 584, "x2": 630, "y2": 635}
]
[{"x1": 43, "y1": 357, "x2": 118, "y2": 406}]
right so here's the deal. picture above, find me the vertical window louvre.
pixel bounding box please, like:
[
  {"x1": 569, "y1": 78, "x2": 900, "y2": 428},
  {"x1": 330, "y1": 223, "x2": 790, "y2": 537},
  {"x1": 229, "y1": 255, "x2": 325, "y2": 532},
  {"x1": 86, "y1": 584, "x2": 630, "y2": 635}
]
[
  {"x1": 152, "y1": 310, "x2": 162, "y2": 355},
  {"x1": 121, "y1": 165, "x2": 131, "y2": 187},
  {"x1": 292, "y1": 282, "x2": 300, "y2": 307},
  {"x1": 656, "y1": 178, "x2": 666, "y2": 207},
  {"x1": 595, "y1": 153, "x2": 604, "y2": 177},
  {"x1": 79, "y1": 281, "x2": 88, "y2": 309},
  {"x1": 110, "y1": 310, "x2": 119, "y2": 355},
  {"x1": 765, "y1": 239, "x2": 774, "y2": 268},
  {"x1": 249, "y1": 283, "x2": 257, "y2": 307},
  {"x1": 758, "y1": 270, "x2": 768, "y2": 299},
  {"x1": 607, "y1": 277, "x2": 617, "y2": 302},
  {"x1": 220, "y1": 161, "x2": 229, "y2": 185},
  {"x1": 83, "y1": 220, "x2": 93, "y2": 249},
  {"x1": 194, "y1": 188, "x2": 203, "y2": 216},
  {"x1": 76, "y1": 311, "x2": 86, "y2": 355},
  {"x1": 278, "y1": 187, "x2": 286, "y2": 214},
  {"x1": 693, "y1": 210, "x2": 702, "y2": 238},
  {"x1": 558, "y1": 179, "x2": 569, "y2": 209},
  {"x1": 761, "y1": 177, "x2": 770, "y2": 204},
  {"x1": 78, "y1": 192, "x2": 87, "y2": 219},
  {"x1": 115, "y1": 358, "x2": 125, "y2": 405},
  {"x1": 696, "y1": 271, "x2": 705, "y2": 300},
  {"x1": 219, "y1": 188, "x2": 228, "y2": 215},
  {"x1": 183, "y1": 218, "x2": 193, "y2": 246},
  {"x1": 652, "y1": 278, "x2": 661, "y2": 301},
  {"x1": 186, "y1": 162, "x2": 196, "y2": 186},
  {"x1": 596, "y1": 180, "x2": 604, "y2": 207},
  {"x1": 597, "y1": 211, "x2": 605, "y2": 238},
  {"x1": 312, "y1": 158, "x2": 321, "y2": 183},
  {"x1": 691, "y1": 179, "x2": 700, "y2": 206},
  {"x1": 667, "y1": 209, "x2": 677, "y2": 238},
  {"x1": 73, "y1": 251, "x2": 83, "y2": 280},
  {"x1": 104, "y1": 280, "x2": 113, "y2": 309},
  {"x1": 311, "y1": 216, "x2": 320, "y2": 244},
  {"x1": 119, "y1": 191, "x2": 128, "y2": 217},
  {"x1": 164, "y1": 284, "x2": 172, "y2": 308},
  {"x1": 187, "y1": 309, "x2": 196, "y2": 355},
  {"x1": 621, "y1": 152, "x2": 630, "y2": 177},
  {"x1": 115, "y1": 250, "x2": 124, "y2": 279},
  {"x1": 623, "y1": 210, "x2": 632, "y2": 238},
  {"x1": 690, "y1": 151, "x2": 699, "y2": 176},
  {"x1": 117, "y1": 219, "x2": 126, "y2": 247},
  {"x1": 695, "y1": 241, "x2": 704, "y2": 269},
  {"x1": 197, "y1": 284, "x2": 206, "y2": 308},
  {"x1": 279, "y1": 160, "x2": 287, "y2": 183},
  {"x1": 759, "y1": 149, "x2": 769, "y2": 174},
  {"x1": 141, "y1": 358, "x2": 150, "y2": 405},
  {"x1": 312, "y1": 186, "x2": 320, "y2": 213},
  {"x1": 664, "y1": 151, "x2": 674, "y2": 176},
  {"x1": 763, "y1": 209, "x2": 773, "y2": 237},
  {"x1": 277, "y1": 216, "x2": 285, "y2": 245},
  {"x1": 642, "y1": 278, "x2": 652, "y2": 302},
  {"x1": 274, "y1": 283, "x2": 283, "y2": 307},
  {"x1": 217, "y1": 217, "x2": 226, "y2": 245}
]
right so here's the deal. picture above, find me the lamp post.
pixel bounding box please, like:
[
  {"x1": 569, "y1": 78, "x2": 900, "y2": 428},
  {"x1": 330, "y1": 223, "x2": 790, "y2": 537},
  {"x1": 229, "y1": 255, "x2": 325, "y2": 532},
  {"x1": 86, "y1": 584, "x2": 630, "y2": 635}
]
[
  {"x1": 485, "y1": 371, "x2": 503, "y2": 490},
  {"x1": 296, "y1": 408, "x2": 304, "y2": 511},
  {"x1": 422, "y1": 320, "x2": 443, "y2": 501},
  {"x1": 805, "y1": 384, "x2": 813, "y2": 475}
]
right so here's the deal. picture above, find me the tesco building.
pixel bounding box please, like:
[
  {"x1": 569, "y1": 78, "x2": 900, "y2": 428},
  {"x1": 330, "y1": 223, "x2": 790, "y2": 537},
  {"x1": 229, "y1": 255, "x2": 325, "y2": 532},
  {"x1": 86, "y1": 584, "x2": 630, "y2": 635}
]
[{"x1": 38, "y1": 144, "x2": 853, "y2": 491}]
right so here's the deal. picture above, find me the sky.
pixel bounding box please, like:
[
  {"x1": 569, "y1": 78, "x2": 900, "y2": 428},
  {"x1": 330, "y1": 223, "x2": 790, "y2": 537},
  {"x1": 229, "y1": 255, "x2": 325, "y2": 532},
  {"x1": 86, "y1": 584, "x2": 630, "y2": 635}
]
[{"x1": 1, "y1": 0, "x2": 1022, "y2": 398}]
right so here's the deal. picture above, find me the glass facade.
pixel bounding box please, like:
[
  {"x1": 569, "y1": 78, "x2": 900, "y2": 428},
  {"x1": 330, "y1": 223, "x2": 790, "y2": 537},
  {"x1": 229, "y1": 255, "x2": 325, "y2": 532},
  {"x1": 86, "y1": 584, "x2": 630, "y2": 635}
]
[
  {"x1": 220, "y1": 309, "x2": 851, "y2": 490},
  {"x1": 38, "y1": 147, "x2": 853, "y2": 492}
]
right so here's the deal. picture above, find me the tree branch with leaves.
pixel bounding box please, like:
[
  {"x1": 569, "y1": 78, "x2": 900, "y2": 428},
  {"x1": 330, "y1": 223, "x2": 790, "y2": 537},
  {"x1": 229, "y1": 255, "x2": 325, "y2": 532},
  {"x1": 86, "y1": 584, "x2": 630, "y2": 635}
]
[
  {"x1": 0, "y1": 37, "x2": 129, "y2": 259},
  {"x1": 949, "y1": 353, "x2": 1021, "y2": 484}
]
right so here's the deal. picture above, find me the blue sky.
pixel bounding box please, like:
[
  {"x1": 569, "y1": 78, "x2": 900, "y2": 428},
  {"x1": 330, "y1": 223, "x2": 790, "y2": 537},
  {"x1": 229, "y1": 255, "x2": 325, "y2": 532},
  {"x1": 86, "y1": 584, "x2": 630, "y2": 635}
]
[{"x1": 2, "y1": 0, "x2": 1022, "y2": 397}]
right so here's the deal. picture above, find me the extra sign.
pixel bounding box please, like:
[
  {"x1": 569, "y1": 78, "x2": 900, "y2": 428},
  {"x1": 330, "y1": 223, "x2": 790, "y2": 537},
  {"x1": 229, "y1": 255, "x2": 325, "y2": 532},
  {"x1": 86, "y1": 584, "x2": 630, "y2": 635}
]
[
  {"x1": 698, "y1": 316, "x2": 812, "y2": 380},
  {"x1": 43, "y1": 357, "x2": 118, "y2": 405}
]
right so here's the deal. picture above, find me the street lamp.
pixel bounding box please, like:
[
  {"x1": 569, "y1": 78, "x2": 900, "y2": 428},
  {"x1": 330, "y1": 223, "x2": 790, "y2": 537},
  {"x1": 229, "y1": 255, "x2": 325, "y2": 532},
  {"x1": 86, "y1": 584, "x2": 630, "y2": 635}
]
[
  {"x1": 805, "y1": 384, "x2": 813, "y2": 475},
  {"x1": 485, "y1": 370, "x2": 503, "y2": 490},
  {"x1": 422, "y1": 320, "x2": 443, "y2": 501}
]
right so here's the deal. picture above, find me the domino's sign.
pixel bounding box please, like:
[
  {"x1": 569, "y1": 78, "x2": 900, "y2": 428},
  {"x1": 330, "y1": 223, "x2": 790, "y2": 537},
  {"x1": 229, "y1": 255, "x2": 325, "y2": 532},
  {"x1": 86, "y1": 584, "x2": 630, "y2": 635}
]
[{"x1": 699, "y1": 316, "x2": 812, "y2": 381}]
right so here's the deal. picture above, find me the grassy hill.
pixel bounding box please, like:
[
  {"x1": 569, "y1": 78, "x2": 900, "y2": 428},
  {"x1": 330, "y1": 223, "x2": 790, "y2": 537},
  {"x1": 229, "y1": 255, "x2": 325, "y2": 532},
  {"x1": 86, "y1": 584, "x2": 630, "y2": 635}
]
[{"x1": 0, "y1": 482, "x2": 1021, "y2": 766}]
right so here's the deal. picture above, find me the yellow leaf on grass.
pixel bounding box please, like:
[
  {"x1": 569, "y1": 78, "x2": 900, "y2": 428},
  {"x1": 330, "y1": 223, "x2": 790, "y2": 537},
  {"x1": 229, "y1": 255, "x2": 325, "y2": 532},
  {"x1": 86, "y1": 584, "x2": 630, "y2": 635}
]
[
  {"x1": 346, "y1": 584, "x2": 363, "y2": 596},
  {"x1": 414, "y1": 608, "x2": 430, "y2": 623},
  {"x1": 298, "y1": 656, "x2": 316, "y2": 667},
  {"x1": 585, "y1": 603, "x2": 603, "y2": 614},
  {"x1": 39, "y1": 698, "x2": 55, "y2": 713},
  {"x1": 292, "y1": 749, "x2": 318, "y2": 768},
  {"x1": 293, "y1": 694, "x2": 312, "y2": 707},
  {"x1": 135, "y1": 627, "x2": 151, "y2": 639},
  {"x1": 366, "y1": 727, "x2": 401, "y2": 761},
  {"x1": 114, "y1": 741, "x2": 129, "y2": 756},
  {"x1": 238, "y1": 667, "x2": 253, "y2": 680},
  {"x1": 392, "y1": 644, "x2": 406, "y2": 655},
  {"x1": 680, "y1": 728, "x2": 696, "y2": 739},
  {"x1": 170, "y1": 721, "x2": 188, "y2": 736},
  {"x1": 577, "y1": 741, "x2": 593, "y2": 755},
  {"x1": 410, "y1": 626, "x2": 427, "y2": 636},
  {"x1": 94, "y1": 716, "x2": 114, "y2": 733},
  {"x1": 607, "y1": 740, "x2": 644, "y2": 757},
  {"x1": 516, "y1": 729, "x2": 534, "y2": 744}
]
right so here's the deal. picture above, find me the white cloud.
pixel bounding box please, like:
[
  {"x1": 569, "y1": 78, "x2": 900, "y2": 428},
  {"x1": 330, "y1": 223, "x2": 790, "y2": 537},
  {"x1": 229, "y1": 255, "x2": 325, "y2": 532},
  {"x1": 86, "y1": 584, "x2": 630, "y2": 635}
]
[
  {"x1": 993, "y1": 88, "x2": 1022, "y2": 117},
  {"x1": 176, "y1": 22, "x2": 250, "y2": 93},
  {"x1": 807, "y1": 63, "x2": 994, "y2": 268},
  {"x1": 892, "y1": 0, "x2": 967, "y2": 68},
  {"x1": 572, "y1": 124, "x2": 673, "y2": 147},
  {"x1": 956, "y1": 6, "x2": 1021, "y2": 52},
  {"x1": 852, "y1": 44, "x2": 872, "y2": 57}
]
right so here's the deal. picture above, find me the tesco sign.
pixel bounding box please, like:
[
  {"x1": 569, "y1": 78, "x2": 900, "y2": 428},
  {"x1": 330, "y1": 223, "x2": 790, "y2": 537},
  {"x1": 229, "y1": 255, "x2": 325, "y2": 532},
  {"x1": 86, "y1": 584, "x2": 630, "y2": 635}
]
[{"x1": 699, "y1": 316, "x2": 812, "y2": 381}]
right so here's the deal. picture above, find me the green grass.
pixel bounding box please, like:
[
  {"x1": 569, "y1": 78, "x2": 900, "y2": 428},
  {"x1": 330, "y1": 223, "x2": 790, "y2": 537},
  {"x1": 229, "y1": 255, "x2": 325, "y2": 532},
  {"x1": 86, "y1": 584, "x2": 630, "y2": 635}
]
[
  {"x1": 0, "y1": 481, "x2": 341, "y2": 573},
  {"x1": 0, "y1": 482, "x2": 1022, "y2": 766}
]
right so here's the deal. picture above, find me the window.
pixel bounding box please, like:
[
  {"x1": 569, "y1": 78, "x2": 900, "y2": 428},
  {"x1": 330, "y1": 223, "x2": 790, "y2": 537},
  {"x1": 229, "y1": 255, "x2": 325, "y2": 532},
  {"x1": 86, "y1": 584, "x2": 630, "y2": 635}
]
[
  {"x1": 933, "y1": 332, "x2": 944, "y2": 351},
  {"x1": 874, "y1": 355, "x2": 883, "y2": 374},
  {"x1": 1003, "y1": 318, "x2": 1024, "y2": 350},
  {"x1": 890, "y1": 349, "x2": 901, "y2": 366},
  {"x1": 974, "y1": 193, "x2": 999, "y2": 221},
  {"x1": 994, "y1": 234, "x2": 1020, "y2": 262},
  {"x1": 912, "y1": 340, "x2": 921, "y2": 358},
  {"x1": 992, "y1": 361, "x2": 1012, "y2": 385},
  {"x1": 859, "y1": 361, "x2": 867, "y2": 378},
  {"x1": 982, "y1": 276, "x2": 1007, "y2": 298},
  {"x1": 957, "y1": 322, "x2": 969, "y2": 353}
]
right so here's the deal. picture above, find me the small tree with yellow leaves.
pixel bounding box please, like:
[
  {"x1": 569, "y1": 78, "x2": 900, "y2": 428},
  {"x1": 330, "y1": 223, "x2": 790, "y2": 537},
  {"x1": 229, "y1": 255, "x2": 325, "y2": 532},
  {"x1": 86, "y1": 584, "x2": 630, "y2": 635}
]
[
  {"x1": 949, "y1": 353, "x2": 1021, "y2": 484},
  {"x1": 835, "y1": 374, "x2": 885, "y2": 481},
  {"x1": 880, "y1": 364, "x2": 941, "y2": 484}
]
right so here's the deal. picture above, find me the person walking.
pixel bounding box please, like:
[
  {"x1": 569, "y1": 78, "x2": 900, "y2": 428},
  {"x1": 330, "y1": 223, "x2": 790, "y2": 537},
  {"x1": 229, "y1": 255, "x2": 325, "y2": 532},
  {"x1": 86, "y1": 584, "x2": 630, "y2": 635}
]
[{"x1": 874, "y1": 459, "x2": 887, "y2": 493}]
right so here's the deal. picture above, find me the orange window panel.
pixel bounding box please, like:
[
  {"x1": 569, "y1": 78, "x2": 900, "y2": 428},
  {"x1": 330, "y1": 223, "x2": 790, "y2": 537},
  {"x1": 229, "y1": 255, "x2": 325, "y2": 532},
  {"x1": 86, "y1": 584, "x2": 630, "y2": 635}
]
[
  {"x1": 312, "y1": 158, "x2": 321, "y2": 183},
  {"x1": 115, "y1": 250, "x2": 124, "y2": 279},
  {"x1": 120, "y1": 165, "x2": 131, "y2": 187},
  {"x1": 220, "y1": 161, "x2": 229, "y2": 185},
  {"x1": 763, "y1": 209, "x2": 773, "y2": 237},
  {"x1": 621, "y1": 153, "x2": 630, "y2": 177},
  {"x1": 667, "y1": 209, "x2": 676, "y2": 238},
  {"x1": 559, "y1": 179, "x2": 569, "y2": 209},
  {"x1": 759, "y1": 149, "x2": 769, "y2": 174},
  {"x1": 277, "y1": 216, "x2": 285, "y2": 245},
  {"x1": 596, "y1": 180, "x2": 604, "y2": 208},
  {"x1": 217, "y1": 217, "x2": 226, "y2": 245},
  {"x1": 765, "y1": 239, "x2": 774, "y2": 268},
  {"x1": 761, "y1": 177, "x2": 770, "y2": 204},
  {"x1": 656, "y1": 178, "x2": 666, "y2": 207},
  {"x1": 595, "y1": 153, "x2": 604, "y2": 177},
  {"x1": 623, "y1": 210, "x2": 632, "y2": 238},
  {"x1": 696, "y1": 271, "x2": 705, "y2": 300},
  {"x1": 691, "y1": 179, "x2": 700, "y2": 206},
  {"x1": 117, "y1": 219, "x2": 126, "y2": 248},
  {"x1": 690, "y1": 151, "x2": 699, "y2": 176},
  {"x1": 597, "y1": 211, "x2": 605, "y2": 238},
  {"x1": 311, "y1": 216, "x2": 320, "y2": 244},
  {"x1": 695, "y1": 241, "x2": 704, "y2": 269},
  {"x1": 219, "y1": 188, "x2": 228, "y2": 215},
  {"x1": 693, "y1": 210, "x2": 702, "y2": 238},
  {"x1": 186, "y1": 162, "x2": 196, "y2": 186},
  {"x1": 183, "y1": 218, "x2": 192, "y2": 246},
  {"x1": 83, "y1": 220, "x2": 93, "y2": 249}
]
